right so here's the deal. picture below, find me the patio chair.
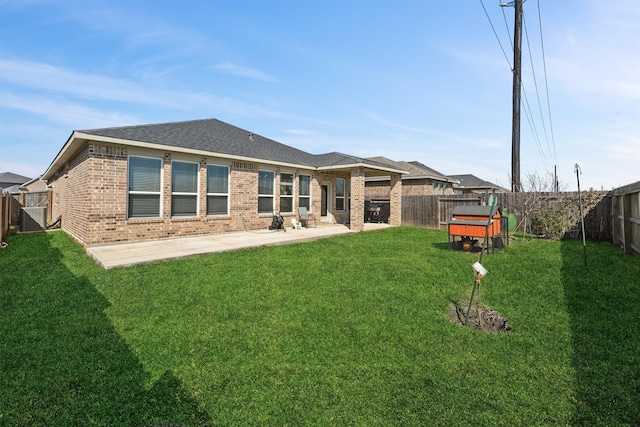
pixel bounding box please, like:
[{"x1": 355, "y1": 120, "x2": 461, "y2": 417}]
[
  {"x1": 298, "y1": 206, "x2": 316, "y2": 228},
  {"x1": 291, "y1": 218, "x2": 302, "y2": 230}
]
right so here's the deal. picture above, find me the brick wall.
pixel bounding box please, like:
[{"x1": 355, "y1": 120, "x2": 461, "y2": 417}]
[
  {"x1": 366, "y1": 178, "x2": 454, "y2": 198},
  {"x1": 51, "y1": 142, "x2": 367, "y2": 246},
  {"x1": 50, "y1": 146, "x2": 92, "y2": 244},
  {"x1": 350, "y1": 167, "x2": 366, "y2": 231}
]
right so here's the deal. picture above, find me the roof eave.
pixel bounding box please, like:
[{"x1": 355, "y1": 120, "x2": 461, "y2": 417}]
[
  {"x1": 42, "y1": 131, "x2": 81, "y2": 181},
  {"x1": 42, "y1": 132, "x2": 332, "y2": 181},
  {"x1": 317, "y1": 163, "x2": 408, "y2": 175}
]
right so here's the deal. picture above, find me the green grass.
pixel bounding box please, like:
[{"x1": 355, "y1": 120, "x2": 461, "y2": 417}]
[{"x1": 1, "y1": 227, "x2": 638, "y2": 426}]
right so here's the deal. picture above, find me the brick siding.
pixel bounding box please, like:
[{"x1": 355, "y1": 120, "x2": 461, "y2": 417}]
[{"x1": 50, "y1": 141, "x2": 371, "y2": 246}]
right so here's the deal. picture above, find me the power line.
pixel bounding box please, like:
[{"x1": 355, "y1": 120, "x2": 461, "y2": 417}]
[
  {"x1": 523, "y1": 13, "x2": 551, "y2": 172},
  {"x1": 480, "y1": 0, "x2": 559, "y2": 187},
  {"x1": 537, "y1": 0, "x2": 557, "y2": 164},
  {"x1": 523, "y1": 12, "x2": 553, "y2": 166},
  {"x1": 501, "y1": 4, "x2": 514, "y2": 51},
  {"x1": 520, "y1": 80, "x2": 551, "y2": 171},
  {"x1": 479, "y1": 0, "x2": 512, "y2": 69}
]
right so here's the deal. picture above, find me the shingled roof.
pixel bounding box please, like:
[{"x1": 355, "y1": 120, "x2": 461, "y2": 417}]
[
  {"x1": 0, "y1": 172, "x2": 32, "y2": 189},
  {"x1": 44, "y1": 118, "x2": 405, "y2": 179},
  {"x1": 447, "y1": 174, "x2": 506, "y2": 191},
  {"x1": 366, "y1": 157, "x2": 456, "y2": 182},
  {"x1": 81, "y1": 118, "x2": 320, "y2": 167}
]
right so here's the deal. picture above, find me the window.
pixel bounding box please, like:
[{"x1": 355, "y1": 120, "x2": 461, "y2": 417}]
[
  {"x1": 258, "y1": 170, "x2": 274, "y2": 214},
  {"x1": 207, "y1": 164, "x2": 229, "y2": 215},
  {"x1": 128, "y1": 156, "x2": 162, "y2": 218},
  {"x1": 299, "y1": 174, "x2": 311, "y2": 210},
  {"x1": 279, "y1": 173, "x2": 294, "y2": 213},
  {"x1": 171, "y1": 161, "x2": 198, "y2": 217},
  {"x1": 336, "y1": 178, "x2": 345, "y2": 211}
]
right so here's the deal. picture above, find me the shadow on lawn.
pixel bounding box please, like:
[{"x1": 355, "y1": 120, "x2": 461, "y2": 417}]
[
  {"x1": 0, "y1": 232, "x2": 211, "y2": 426},
  {"x1": 560, "y1": 239, "x2": 640, "y2": 426}
]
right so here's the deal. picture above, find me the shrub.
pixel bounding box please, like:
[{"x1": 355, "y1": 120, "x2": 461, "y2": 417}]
[{"x1": 530, "y1": 205, "x2": 566, "y2": 239}]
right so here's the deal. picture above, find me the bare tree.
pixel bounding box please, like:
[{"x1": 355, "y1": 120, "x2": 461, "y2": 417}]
[{"x1": 511, "y1": 171, "x2": 566, "y2": 239}]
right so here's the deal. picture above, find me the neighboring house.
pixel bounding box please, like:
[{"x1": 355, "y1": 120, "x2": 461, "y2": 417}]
[
  {"x1": 19, "y1": 175, "x2": 49, "y2": 192},
  {"x1": 365, "y1": 157, "x2": 458, "y2": 199},
  {"x1": 0, "y1": 172, "x2": 31, "y2": 190},
  {"x1": 447, "y1": 174, "x2": 508, "y2": 195},
  {"x1": 42, "y1": 118, "x2": 406, "y2": 247}
]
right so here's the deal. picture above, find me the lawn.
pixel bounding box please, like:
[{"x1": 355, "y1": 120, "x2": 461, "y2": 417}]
[{"x1": 1, "y1": 227, "x2": 638, "y2": 426}]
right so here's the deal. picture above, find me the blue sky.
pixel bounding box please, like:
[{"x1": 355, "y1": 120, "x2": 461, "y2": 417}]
[{"x1": 1, "y1": 0, "x2": 638, "y2": 191}]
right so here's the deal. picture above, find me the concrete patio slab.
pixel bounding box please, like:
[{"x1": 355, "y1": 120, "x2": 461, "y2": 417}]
[{"x1": 87, "y1": 223, "x2": 389, "y2": 269}]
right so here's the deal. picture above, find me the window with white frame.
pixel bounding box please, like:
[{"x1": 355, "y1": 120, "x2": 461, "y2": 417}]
[
  {"x1": 279, "y1": 172, "x2": 294, "y2": 213},
  {"x1": 171, "y1": 160, "x2": 198, "y2": 217},
  {"x1": 128, "y1": 156, "x2": 162, "y2": 219},
  {"x1": 336, "y1": 178, "x2": 345, "y2": 211},
  {"x1": 207, "y1": 164, "x2": 229, "y2": 216},
  {"x1": 298, "y1": 174, "x2": 311, "y2": 210},
  {"x1": 258, "y1": 170, "x2": 274, "y2": 214}
]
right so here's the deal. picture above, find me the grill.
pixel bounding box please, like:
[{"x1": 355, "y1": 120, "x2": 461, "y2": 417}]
[
  {"x1": 364, "y1": 200, "x2": 389, "y2": 223},
  {"x1": 367, "y1": 205, "x2": 381, "y2": 223}
]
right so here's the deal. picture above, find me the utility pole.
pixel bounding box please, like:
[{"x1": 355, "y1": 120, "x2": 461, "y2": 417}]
[{"x1": 501, "y1": 0, "x2": 523, "y2": 193}]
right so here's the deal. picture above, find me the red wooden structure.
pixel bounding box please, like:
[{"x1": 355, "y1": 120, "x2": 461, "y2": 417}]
[{"x1": 448, "y1": 205, "x2": 502, "y2": 251}]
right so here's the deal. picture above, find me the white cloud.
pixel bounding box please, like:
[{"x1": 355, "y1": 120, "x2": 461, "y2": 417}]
[
  {"x1": 212, "y1": 62, "x2": 280, "y2": 83},
  {"x1": 361, "y1": 110, "x2": 504, "y2": 149},
  {"x1": 0, "y1": 92, "x2": 140, "y2": 128},
  {"x1": 0, "y1": 59, "x2": 288, "y2": 122}
]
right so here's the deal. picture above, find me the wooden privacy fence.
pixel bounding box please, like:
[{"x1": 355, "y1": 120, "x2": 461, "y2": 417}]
[
  {"x1": 0, "y1": 190, "x2": 53, "y2": 240},
  {"x1": 609, "y1": 181, "x2": 640, "y2": 257},
  {"x1": 403, "y1": 184, "x2": 639, "y2": 258},
  {"x1": 402, "y1": 195, "x2": 483, "y2": 229},
  {"x1": 0, "y1": 192, "x2": 9, "y2": 243},
  {"x1": 1, "y1": 192, "x2": 20, "y2": 242}
]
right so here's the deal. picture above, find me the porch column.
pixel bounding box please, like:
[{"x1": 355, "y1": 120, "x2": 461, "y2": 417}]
[
  {"x1": 350, "y1": 167, "x2": 365, "y2": 232},
  {"x1": 389, "y1": 173, "x2": 402, "y2": 226}
]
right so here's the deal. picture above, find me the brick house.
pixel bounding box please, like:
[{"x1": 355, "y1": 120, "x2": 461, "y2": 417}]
[
  {"x1": 365, "y1": 157, "x2": 457, "y2": 199},
  {"x1": 42, "y1": 118, "x2": 406, "y2": 247},
  {"x1": 447, "y1": 174, "x2": 508, "y2": 195}
]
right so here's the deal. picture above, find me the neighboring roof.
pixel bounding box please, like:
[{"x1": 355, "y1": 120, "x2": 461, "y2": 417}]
[
  {"x1": 2, "y1": 184, "x2": 21, "y2": 194},
  {"x1": 365, "y1": 157, "x2": 457, "y2": 183},
  {"x1": 0, "y1": 172, "x2": 31, "y2": 188},
  {"x1": 43, "y1": 118, "x2": 407, "y2": 180},
  {"x1": 447, "y1": 174, "x2": 506, "y2": 191},
  {"x1": 408, "y1": 160, "x2": 458, "y2": 183}
]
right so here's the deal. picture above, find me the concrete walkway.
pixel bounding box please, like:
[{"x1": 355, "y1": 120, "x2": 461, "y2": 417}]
[{"x1": 88, "y1": 223, "x2": 389, "y2": 269}]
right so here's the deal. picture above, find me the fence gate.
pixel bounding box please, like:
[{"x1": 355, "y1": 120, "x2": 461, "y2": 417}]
[
  {"x1": 23, "y1": 191, "x2": 49, "y2": 207},
  {"x1": 19, "y1": 191, "x2": 51, "y2": 233}
]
